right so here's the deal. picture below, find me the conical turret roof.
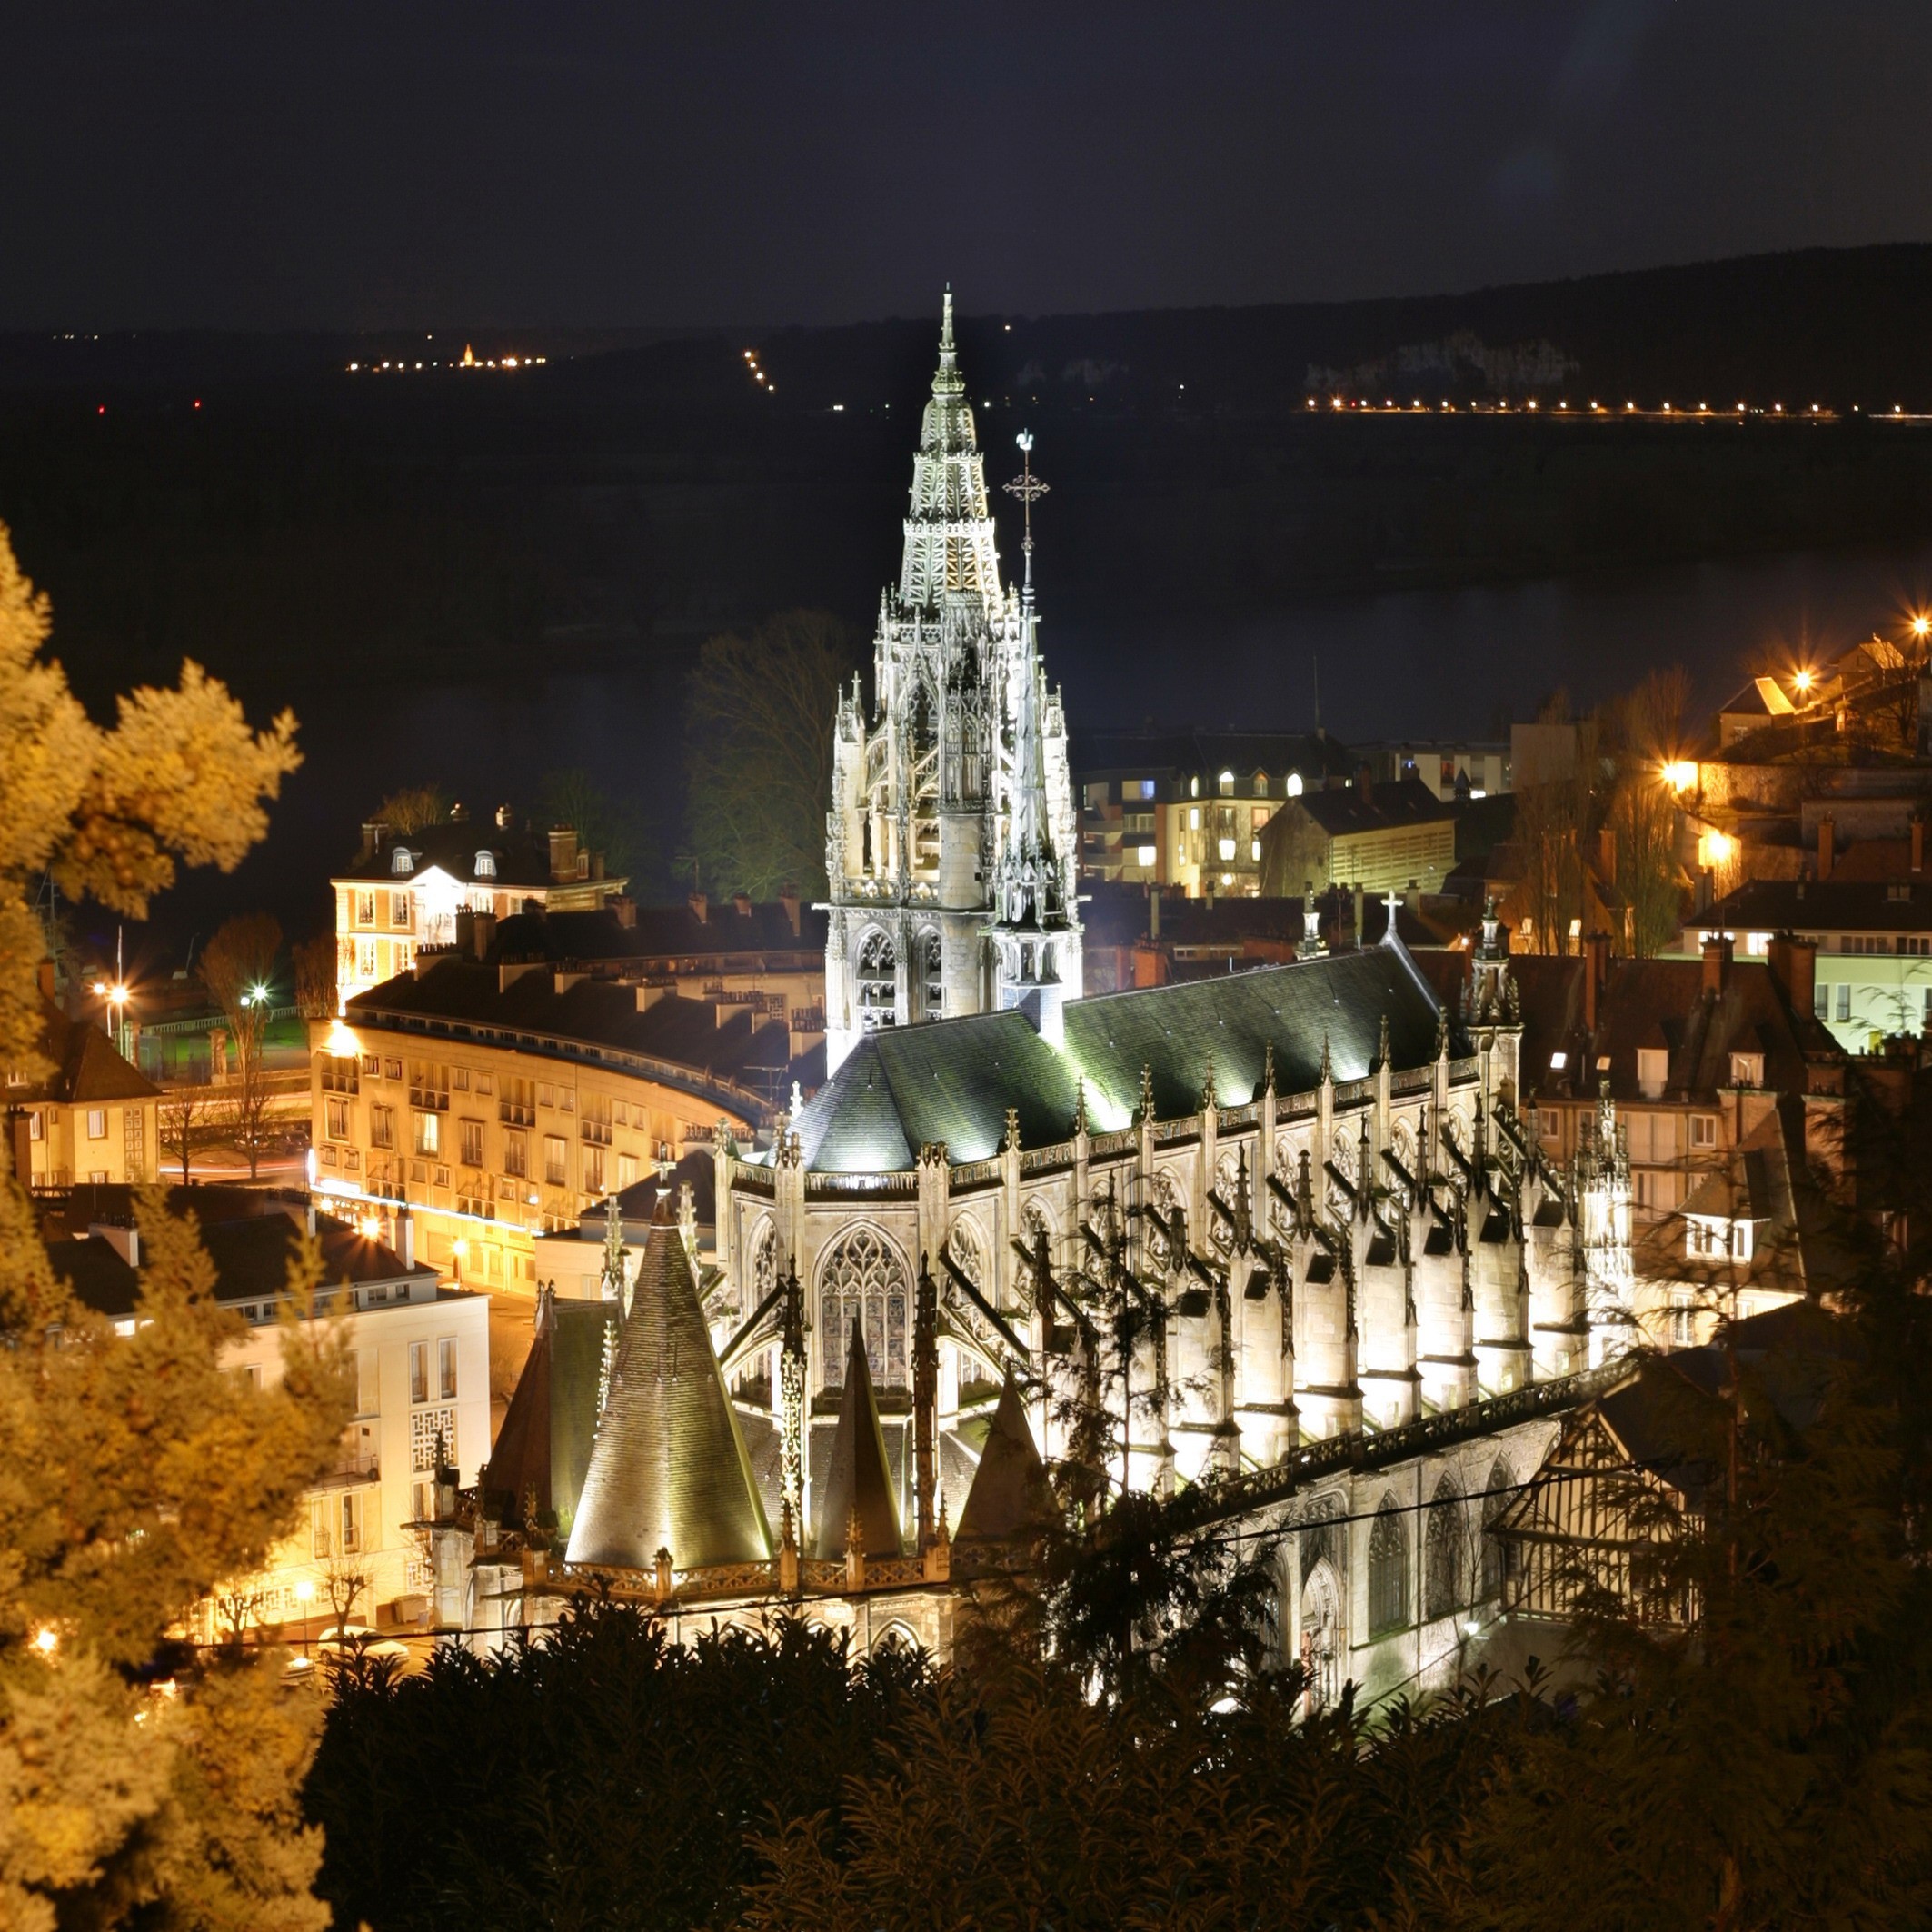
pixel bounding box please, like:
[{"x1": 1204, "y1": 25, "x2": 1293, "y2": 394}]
[
  {"x1": 564, "y1": 1227, "x2": 771, "y2": 1572},
  {"x1": 956, "y1": 1371, "x2": 1050, "y2": 1543},
  {"x1": 812, "y1": 1320, "x2": 903, "y2": 1560}
]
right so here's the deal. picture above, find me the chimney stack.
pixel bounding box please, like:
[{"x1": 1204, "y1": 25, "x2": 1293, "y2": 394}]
[
  {"x1": 1914, "y1": 816, "x2": 1925, "y2": 875},
  {"x1": 1584, "y1": 931, "x2": 1610, "y2": 1032},
  {"x1": 1149, "y1": 884, "x2": 1161, "y2": 940},
  {"x1": 689, "y1": 891, "x2": 708, "y2": 925},
  {"x1": 1701, "y1": 932, "x2": 1733, "y2": 997},
  {"x1": 397, "y1": 1210, "x2": 414, "y2": 1270},
  {"x1": 778, "y1": 884, "x2": 801, "y2": 936},
  {"x1": 361, "y1": 820, "x2": 387, "y2": 861},
  {"x1": 1766, "y1": 932, "x2": 1816, "y2": 1020},
  {"x1": 472, "y1": 910, "x2": 497, "y2": 960},
  {"x1": 732, "y1": 891, "x2": 752, "y2": 917},
  {"x1": 495, "y1": 802, "x2": 515, "y2": 830},
  {"x1": 548, "y1": 826, "x2": 579, "y2": 883},
  {"x1": 1818, "y1": 813, "x2": 1835, "y2": 881}
]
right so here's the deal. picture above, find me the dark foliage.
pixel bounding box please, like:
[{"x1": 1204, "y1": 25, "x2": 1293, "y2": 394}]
[{"x1": 307, "y1": 1609, "x2": 931, "y2": 1932}]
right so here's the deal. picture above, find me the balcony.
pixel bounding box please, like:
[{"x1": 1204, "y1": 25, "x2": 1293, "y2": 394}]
[
  {"x1": 410, "y1": 1084, "x2": 450, "y2": 1111},
  {"x1": 499, "y1": 1100, "x2": 535, "y2": 1127},
  {"x1": 581, "y1": 1120, "x2": 612, "y2": 1146}
]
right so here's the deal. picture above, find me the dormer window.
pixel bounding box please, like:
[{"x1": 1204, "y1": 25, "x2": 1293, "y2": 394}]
[
  {"x1": 1637, "y1": 1048, "x2": 1668, "y2": 1100},
  {"x1": 474, "y1": 851, "x2": 497, "y2": 880},
  {"x1": 1218, "y1": 770, "x2": 1235, "y2": 796},
  {"x1": 391, "y1": 847, "x2": 413, "y2": 876},
  {"x1": 1286, "y1": 771, "x2": 1304, "y2": 798},
  {"x1": 1728, "y1": 1051, "x2": 1764, "y2": 1088}
]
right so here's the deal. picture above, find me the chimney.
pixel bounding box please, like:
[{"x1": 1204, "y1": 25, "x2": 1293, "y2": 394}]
[
  {"x1": 89, "y1": 1221, "x2": 139, "y2": 1269},
  {"x1": 548, "y1": 825, "x2": 579, "y2": 883},
  {"x1": 37, "y1": 959, "x2": 55, "y2": 1000},
  {"x1": 1352, "y1": 881, "x2": 1365, "y2": 948},
  {"x1": 732, "y1": 891, "x2": 752, "y2": 918},
  {"x1": 1149, "y1": 884, "x2": 1161, "y2": 940},
  {"x1": 1767, "y1": 932, "x2": 1816, "y2": 1020},
  {"x1": 1701, "y1": 932, "x2": 1733, "y2": 996},
  {"x1": 454, "y1": 906, "x2": 476, "y2": 955},
  {"x1": 361, "y1": 819, "x2": 387, "y2": 861},
  {"x1": 1355, "y1": 761, "x2": 1374, "y2": 807},
  {"x1": 472, "y1": 910, "x2": 497, "y2": 959},
  {"x1": 778, "y1": 885, "x2": 801, "y2": 936},
  {"x1": 1914, "y1": 817, "x2": 1925, "y2": 875},
  {"x1": 1584, "y1": 931, "x2": 1610, "y2": 1032},
  {"x1": 612, "y1": 895, "x2": 638, "y2": 930},
  {"x1": 397, "y1": 1210, "x2": 414, "y2": 1270},
  {"x1": 590, "y1": 852, "x2": 605, "y2": 881},
  {"x1": 1817, "y1": 813, "x2": 1835, "y2": 881},
  {"x1": 495, "y1": 802, "x2": 515, "y2": 830},
  {"x1": 633, "y1": 981, "x2": 670, "y2": 1013},
  {"x1": 449, "y1": 800, "x2": 468, "y2": 823},
  {"x1": 689, "y1": 891, "x2": 709, "y2": 925}
]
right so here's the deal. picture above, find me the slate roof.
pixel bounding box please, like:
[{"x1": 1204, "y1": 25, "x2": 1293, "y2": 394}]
[
  {"x1": 348, "y1": 959, "x2": 790, "y2": 1110},
  {"x1": 490, "y1": 902, "x2": 826, "y2": 964},
  {"x1": 812, "y1": 1321, "x2": 903, "y2": 1559},
  {"x1": 334, "y1": 818, "x2": 612, "y2": 891},
  {"x1": 792, "y1": 939, "x2": 1455, "y2": 1172},
  {"x1": 1290, "y1": 775, "x2": 1454, "y2": 839},
  {"x1": 43, "y1": 1204, "x2": 433, "y2": 1318},
  {"x1": 485, "y1": 1300, "x2": 555, "y2": 1525},
  {"x1": 1704, "y1": 877, "x2": 1932, "y2": 935},
  {"x1": 1415, "y1": 951, "x2": 1836, "y2": 1109},
  {"x1": 565, "y1": 1227, "x2": 771, "y2": 1570},
  {"x1": 1072, "y1": 728, "x2": 1353, "y2": 789},
  {"x1": 23, "y1": 998, "x2": 158, "y2": 1104},
  {"x1": 954, "y1": 1373, "x2": 1050, "y2": 1543}
]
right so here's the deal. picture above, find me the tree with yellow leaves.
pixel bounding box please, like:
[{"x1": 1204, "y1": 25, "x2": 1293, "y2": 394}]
[{"x1": 0, "y1": 520, "x2": 351, "y2": 1930}]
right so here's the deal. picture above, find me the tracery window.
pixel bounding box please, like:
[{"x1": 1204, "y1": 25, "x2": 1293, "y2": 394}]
[
  {"x1": 752, "y1": 1220, "x2": 777, "y2": 1309},
  {"x1": 1368, "y1": 1497, "x2": 1409, "y2": 1636},
  {"x1": 946, "y1": 1216, "x2": 985, "y2": 1290},
  {"x1": 856, "y1": 931, "x2": 897, "y2": 1030},
  {"x1": 1300, "y1": 1561, "x2": 1342, "y2": 1713},
  {"x1": 920, "y1": 930, "x2": 943, "y2": 1020},
  {"x1": 818, "y1": 1227, "x2": 911, "y2": 1390},
  {"x1": 1481, "y1": 1459, "x2": 1514, "y2": 1600},
  {"x1": 1425, "y1": 1477, "x2": 1467, "y2": 1620},
  {"x1": 1210, "y1": 1150, "x2": 1243, "y2": 1256},
  {"x1": 1145, "y1": 1168, "x2": 1182, "y2": 1271}
]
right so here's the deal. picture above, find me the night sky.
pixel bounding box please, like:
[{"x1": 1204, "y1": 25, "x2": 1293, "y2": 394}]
[{"x1": 7, "y1": 3, "x2": 1931, "y2": 331}]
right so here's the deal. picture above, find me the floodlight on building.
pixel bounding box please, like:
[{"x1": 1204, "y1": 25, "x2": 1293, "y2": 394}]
[
  {"x1": 1662, "y1": 761, "x2": 1698, "y2": 792},
  {"x1": 326, "y1": 1019, "x2": 360, "y2": 1058}
]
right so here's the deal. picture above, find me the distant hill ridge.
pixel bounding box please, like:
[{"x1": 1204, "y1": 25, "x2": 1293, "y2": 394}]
[{"x1": 6, "y1": 244, "x2": 1932, "y2": 410}]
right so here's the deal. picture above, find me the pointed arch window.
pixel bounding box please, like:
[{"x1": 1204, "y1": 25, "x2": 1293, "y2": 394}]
[
  {"x1": 1369, "y1": 1497, "x2": 1409, "y2": 1636},
  {"x1": 1481, "y1": 1458, "x2": 1515, "y2": 1600},
  {"x1": 818, "y1": 1227, "x2": 911, "y2": 1390},
  {"x1": 1425, "y1": 1477, "x2": 1467, "y2": 1620},
  {"x1": 920, "y1": 930, "x2": 943, "y2": 1020},
  {"x1": 855, "y1": 931, "x2": 897, "y2": 1029}
]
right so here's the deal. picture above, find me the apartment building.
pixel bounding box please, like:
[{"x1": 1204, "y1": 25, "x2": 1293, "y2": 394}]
[
  {"x1": 1695, "y1": 877, "x2": 1932, "y2": 1054},
  {"x1": 1258, "y1": 773, "x2": 1458, "y2": 899},
  {"x1": 334, "y1": 808, "x2": 628, "y2": 1008},
  {"x1": 311, "y1": 954, "x2": 787, "y2": 1289},
  {"x1": 45, "y1": 1190, "x2": 489, "y2": 1639},
  {"x1": 1071, "y1": 730, "x2": 1352, "y2": 896}
]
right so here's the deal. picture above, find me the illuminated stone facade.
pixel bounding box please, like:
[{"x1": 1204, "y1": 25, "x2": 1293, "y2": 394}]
[{"x1": 823, "y1": 294, "x2": 1081, "y2": 1074}]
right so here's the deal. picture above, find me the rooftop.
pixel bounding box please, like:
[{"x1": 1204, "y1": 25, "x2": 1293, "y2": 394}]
[{"x1": 1704, "y1": 876, "x2": 1932, "y2": 934}]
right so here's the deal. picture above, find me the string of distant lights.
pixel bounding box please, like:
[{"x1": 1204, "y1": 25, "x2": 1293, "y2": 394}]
[{"x1": 1305, "y1": 396, "x2": 1929, "y2": 418}]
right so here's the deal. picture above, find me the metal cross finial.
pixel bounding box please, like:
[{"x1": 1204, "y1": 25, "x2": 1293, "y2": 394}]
[{"x1": 1004, "y1": 430, "x2": 1049, "y2": 598}]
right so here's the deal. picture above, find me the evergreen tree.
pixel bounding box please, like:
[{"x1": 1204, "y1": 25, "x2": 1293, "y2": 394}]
[{"x1": 0, "y1": 521, "x2": 350, "y2": 1930}]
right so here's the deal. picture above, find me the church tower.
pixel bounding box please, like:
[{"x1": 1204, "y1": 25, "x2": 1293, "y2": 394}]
[{"x1": 823, "y1": 293, "x2": 1081, "y2": 1074}]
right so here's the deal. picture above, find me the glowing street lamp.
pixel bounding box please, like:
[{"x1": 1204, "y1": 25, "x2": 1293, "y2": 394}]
[
  {"x1": 1792, "y1": 669, "x2": 1814, "y2": 695},
  {"x1": 1913, "y1": 616, "x2": 1930, "y2": 641},
  {"x1": 1662, "y1": 761, "x2": 1698, "y2": 793}
]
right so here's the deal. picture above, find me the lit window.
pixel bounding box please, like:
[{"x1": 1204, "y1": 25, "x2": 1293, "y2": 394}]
[
  {"x1": 1218, "y1": 837, "x2": 1236, "y2": 861},
  {"x1": 392, "y1": 847, "x2": 413, "y2": 876},
  {"x1": 1135, "y1": 844, "x2": 1156, "y2": 867},
  {"x1": 1189, "y1": 807, "x2": 1200, "y2": 831},
  {"x1": 1128, "y1": 778, "x2": 1155, "y2": 801},
  {"x1": 473, "y1": 850, "x2": 494, "y2": 880},
  {"x1": 439, "y1": 1337, "x2": 458, "y2": 1400},
  {"x1": 325, "y1": 1098, "x2": 350, "y2": 1141},
  {"x1": 1836, "y1": 985, "x2": 1851, "y2": 1022},
  {"x1": 1286, "y1": 772, "x2": 1303, "y2": 798},
  {"x1": 1218, "y1": 770, "x2": 1235, "y2": 796},
  {"x1": 27, "y1": 1110, "x2": 42, "y2": 1141},
  {"x1": 86, "y1": 1109, "x2": 106, "y2": 1140},
  {"x1": 409, "y1": 1340, "x2": 428, "y2": 1405},
  {"x1": 1549, "y1": 1051, "x2": 1568, "y2": 1071},
  {"x1": 1637, "y1": 1049, "x2": 1668, "y2": 1100},
  {"x1": 1250, "y1": 839, "x2": 1261, "y2": 861},
  {"x1": 544, "y1": 1135, "x2": 568, "y2": 1186},
  {"x1": 413, "y1": 1111, "x2": 440, "y2": 1157},
  {"x1": 1728, "y1": 1051, "x2": 1764, "y2": 1088}
]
